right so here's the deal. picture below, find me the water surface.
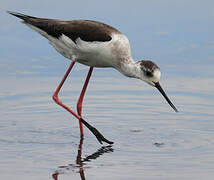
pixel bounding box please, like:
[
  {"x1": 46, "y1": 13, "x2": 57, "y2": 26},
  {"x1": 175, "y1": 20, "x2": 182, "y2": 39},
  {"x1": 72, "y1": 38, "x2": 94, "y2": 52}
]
[{"x1": 0, "y1": 67, "x2": 214, "y2": 179}]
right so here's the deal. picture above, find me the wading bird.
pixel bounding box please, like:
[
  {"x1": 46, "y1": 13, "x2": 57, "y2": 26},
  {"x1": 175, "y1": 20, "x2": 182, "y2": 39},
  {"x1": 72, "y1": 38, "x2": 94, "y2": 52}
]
[{"x1": 8, "y1": 11, "x2": 178, "y2": 144}]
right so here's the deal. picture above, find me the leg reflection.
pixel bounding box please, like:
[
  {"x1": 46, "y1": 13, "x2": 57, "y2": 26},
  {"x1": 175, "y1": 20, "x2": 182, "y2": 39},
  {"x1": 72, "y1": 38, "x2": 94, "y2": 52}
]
[
  {"x1": 76, "y1": 137, "x2": 85, "y2": 180},
  {"x1": 52, "y1": 138, "x2": 114, "y2": 180}
]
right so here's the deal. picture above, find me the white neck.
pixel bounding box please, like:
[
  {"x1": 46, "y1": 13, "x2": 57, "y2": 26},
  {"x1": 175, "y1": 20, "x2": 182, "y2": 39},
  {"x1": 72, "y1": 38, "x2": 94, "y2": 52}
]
[{"x1": 115, "y1": 59, "x2": 141, "y2": 79}]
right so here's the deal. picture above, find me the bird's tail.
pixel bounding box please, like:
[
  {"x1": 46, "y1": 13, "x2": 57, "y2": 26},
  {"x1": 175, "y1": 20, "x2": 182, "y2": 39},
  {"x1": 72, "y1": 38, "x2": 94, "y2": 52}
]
[
  {"x1": 7, "y1": 11, "x2": 54, "y2": 40},
  {"x1": 7, "y1": 11, "x2": 37, "y2": 22}
]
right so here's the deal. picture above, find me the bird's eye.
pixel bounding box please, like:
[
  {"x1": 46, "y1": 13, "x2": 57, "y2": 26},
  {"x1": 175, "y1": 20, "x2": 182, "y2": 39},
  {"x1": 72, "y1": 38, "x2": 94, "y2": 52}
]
[{"x1": 145, "y1": 71, "x2": 153, "y2": 77}]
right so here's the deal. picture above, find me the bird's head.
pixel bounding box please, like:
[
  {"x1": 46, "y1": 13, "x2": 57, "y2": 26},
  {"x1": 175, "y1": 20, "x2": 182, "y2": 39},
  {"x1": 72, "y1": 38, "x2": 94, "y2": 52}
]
[{"x1": 137, "y1": 60, "x2": 178, "y2": 112}]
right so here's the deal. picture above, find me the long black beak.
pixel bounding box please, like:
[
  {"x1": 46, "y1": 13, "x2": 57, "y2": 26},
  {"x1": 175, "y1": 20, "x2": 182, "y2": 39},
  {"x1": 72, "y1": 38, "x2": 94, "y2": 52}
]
[{"x1": 155, "y1": 82, "x2": 178, "y2": 112}]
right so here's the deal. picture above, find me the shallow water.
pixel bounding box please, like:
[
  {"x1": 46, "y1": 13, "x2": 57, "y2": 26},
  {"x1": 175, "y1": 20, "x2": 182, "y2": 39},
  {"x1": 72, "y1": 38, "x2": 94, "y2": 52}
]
[{"x1": 0, "y1": 68, "x2": 214, "y2": 180}]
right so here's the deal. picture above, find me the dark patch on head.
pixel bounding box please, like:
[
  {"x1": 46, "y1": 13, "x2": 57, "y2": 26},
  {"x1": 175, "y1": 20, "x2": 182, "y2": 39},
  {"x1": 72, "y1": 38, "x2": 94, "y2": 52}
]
[{"x1": 138, "y1": 60, "x2": 160, "y2": 77}]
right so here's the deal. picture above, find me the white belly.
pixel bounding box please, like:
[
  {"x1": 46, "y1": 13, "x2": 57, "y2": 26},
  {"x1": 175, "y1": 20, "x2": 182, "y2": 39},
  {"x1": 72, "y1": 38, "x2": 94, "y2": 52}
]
[
  {"x1": 51, "y1": 33, "x2": 132, "y2": 68},
  {"x1": 74, "y1": 37, "x2": 116, "y2": 67}
]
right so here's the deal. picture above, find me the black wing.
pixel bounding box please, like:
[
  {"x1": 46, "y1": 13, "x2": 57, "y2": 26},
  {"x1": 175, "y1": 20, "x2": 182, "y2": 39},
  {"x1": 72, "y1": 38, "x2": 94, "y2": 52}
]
[{"x1": 8, "y1": 11, "x2": 120, "y2": 43}]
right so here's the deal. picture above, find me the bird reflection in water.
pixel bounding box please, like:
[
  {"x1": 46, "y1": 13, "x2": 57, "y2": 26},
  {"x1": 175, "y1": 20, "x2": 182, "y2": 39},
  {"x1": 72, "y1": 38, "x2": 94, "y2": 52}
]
[{"x1": 52, "y1": 138, "x2": 114, "y2": 180}]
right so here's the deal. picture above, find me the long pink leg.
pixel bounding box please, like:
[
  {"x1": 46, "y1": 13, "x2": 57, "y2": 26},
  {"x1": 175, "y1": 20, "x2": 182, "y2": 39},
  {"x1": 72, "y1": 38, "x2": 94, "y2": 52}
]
[
  {"x1": 52, "y1": 61, "x2": 113, "y2": 144},
  {"x1": 52, "y1": 61, "x2": 82, "y2": 133},
  {"x1": 76, "y1": 67, "x2": 93, "y2": 136}
]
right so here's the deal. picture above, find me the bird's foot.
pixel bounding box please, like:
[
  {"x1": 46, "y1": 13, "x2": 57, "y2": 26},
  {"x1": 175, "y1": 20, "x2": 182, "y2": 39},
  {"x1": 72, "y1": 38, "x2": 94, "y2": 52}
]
[{"x1": 80, "y1": 118, "x2": 114, "y2": 145}]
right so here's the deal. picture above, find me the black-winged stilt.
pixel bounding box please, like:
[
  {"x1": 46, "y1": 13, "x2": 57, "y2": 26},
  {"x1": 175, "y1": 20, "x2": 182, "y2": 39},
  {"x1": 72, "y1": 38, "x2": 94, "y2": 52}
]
[{"x1": 8, "y1": 11, "x2": 178, "y2": 144}]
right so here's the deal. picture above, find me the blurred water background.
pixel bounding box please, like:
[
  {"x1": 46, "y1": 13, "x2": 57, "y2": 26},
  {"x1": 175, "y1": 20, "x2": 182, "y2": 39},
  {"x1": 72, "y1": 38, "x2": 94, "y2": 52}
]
[{"x1": 0, "y1": 0, "x2": 214, "y2": 179}]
